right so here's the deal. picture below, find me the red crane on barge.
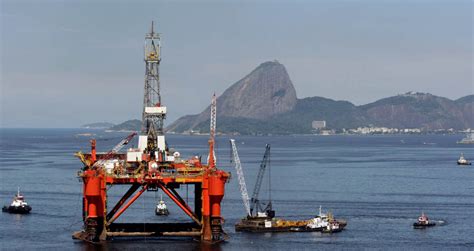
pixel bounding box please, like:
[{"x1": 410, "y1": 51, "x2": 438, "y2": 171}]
[{"x1": 72, "y1": 22, "x2": 229, "y2": 243}]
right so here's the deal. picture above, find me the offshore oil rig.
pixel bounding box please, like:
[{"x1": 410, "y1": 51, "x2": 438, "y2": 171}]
[{"x1": 72, "y1": 22, "x2": 230, "y2": 243}]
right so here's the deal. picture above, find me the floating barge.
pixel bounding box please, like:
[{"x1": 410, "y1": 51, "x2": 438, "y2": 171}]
[
  {"x1": 235, "y1": 209, "x2": 347, "y2": 233},
  {"x1": 230, "y1": 141, "x2": 346, "y2": 234}
]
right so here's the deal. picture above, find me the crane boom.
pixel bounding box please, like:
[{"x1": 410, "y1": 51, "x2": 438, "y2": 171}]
[
  {"x1": 207, "y1": 94, "x2": 217, "y2": 168},
  {"x1": 230, "y1": 139, "x2": 251, "y2": 216},
  {"x1": 210, "y1": 93, "x2": 216, "y2": 142},
  {"x1": 250, "y1": 144, "x2": 271, "y2": 215},
  {"x1": 92, "y1": 132, "x2": 137, "y2": 168}
]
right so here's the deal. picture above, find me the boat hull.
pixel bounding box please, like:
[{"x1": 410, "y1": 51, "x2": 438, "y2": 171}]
[
  {"x1": 457, "y1": 161, "x2": 471, "y2": 165},
  {"x1": 235, "y1": 218, "x2": 347, "y2": 233},
  {"x1": 413, "y1": 222, "x2": 436, "y2": 229},
  {"x1": 2, "y1": 205, "x2": 32, "y2": 214},
  {"x1": 289, "y1": 226, "x2": 324, "y2": 232},
  {"x1": 155, "y1": 209, "x2": 169, "y2": 216},
  {"x1": 235, "y1": 217, "x2": 292, "y2": 232},
  {"x1": 235, "y1": 224, "x2": 292, "y2": 233}
]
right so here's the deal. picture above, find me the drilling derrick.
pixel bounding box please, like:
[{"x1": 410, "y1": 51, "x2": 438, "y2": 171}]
[
  {"x1": 141, "y1": 21, "x2": 166, "y2": 153},
  {"x1": 73, "y1": 22, "x2": 230, "y2": 244}
]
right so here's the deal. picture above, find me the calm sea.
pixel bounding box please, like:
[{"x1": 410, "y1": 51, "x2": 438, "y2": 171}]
[{"x1": 1, "y1": 129, "x2": 473, "y2": 250}]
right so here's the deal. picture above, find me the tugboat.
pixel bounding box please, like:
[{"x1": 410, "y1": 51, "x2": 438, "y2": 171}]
[
  {"x1": 300, "y1": 208, "x2": 328, "y2": 232},
  {"x1": 2, "y1": 188, "x2": 32, "y2": 214},
  {"x1": 413, "y1": 212, "x2": 436, "y2": 228},
  {"x1": 291, "y1": 206, "x2": 347, "y2": 233},
  {"x1": 457, "y1": 153, "x2": 471, "y2": 165},
  {"x1": 155, "y1": 194, "x2": 169, "y2": 216}
]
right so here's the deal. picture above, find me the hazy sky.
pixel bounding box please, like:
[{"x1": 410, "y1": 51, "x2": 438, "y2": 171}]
[{"x1": 1, "y1": 0, "x2": 472, "y2": 128}]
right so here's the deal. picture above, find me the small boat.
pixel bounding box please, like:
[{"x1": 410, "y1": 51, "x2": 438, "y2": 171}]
[
  {"x1": 291, "y1": 206, "x2": 329, "y2": 232},
  {"x1": 2, "y1": 188, "x2": 32, "y2": 214},
  {"x1": 319, "y1": 206, "x2": 346, "y2": 233},
  {"x1": 457, "y1": 132, "x2": 474, "y2": 144},
  {"x1": 155, "y1": 195, "x2": 169, "y2": 216},
  {"x1": 457, "y1": 153, "x2": 471, "y2": 165},
  {"x1": 289, "y1": 206, "x2": 347, "y2": 233},
  {"x1": 413, "y1": 212, "x2": 436, "y2": 228}
]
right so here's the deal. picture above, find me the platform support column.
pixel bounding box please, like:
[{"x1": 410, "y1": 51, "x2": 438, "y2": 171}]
[
  {"x1": 201, "y1": 173, "x2": 212, "y2": 241},
  {"x1": 195, "y1": 183, "x2": 202, "y2": 221},
  {"x1": 209, "y1": 171, "x2": 226, "y2": 241},
  {"x1": 82, "y1": 171, "x2": 106, "y2": 242}
]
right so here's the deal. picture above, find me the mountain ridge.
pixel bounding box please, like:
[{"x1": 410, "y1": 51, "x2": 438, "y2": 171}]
[{"x1": 165, "y1": 61, "x2": 473, "y2": 134}]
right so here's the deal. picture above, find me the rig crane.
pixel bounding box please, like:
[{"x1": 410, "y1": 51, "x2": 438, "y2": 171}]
[
  {"x1": 91, "y1": 132, "x2": 137, "y2": 169},
  {"x1": 76, "y1": 132, "x2": 137, "y2": 169},
  {"x1": 230, "y1": 139, "x2": 251, "y2": 216},
  {"x1": 249, "y1": 144, "x2": 274, "y2": 218},
  {"x1": 207, "y1": 93, "x2": 217, "y2": 168}
]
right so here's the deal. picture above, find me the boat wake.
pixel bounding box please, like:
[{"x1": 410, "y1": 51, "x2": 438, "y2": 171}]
[{"x1": 435, "y1": 220, "x2": 446, "y2": 225}]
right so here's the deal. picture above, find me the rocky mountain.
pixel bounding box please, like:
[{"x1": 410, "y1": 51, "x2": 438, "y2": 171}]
[
  {"x1": 166, "y1": 61, "x2": 297, "y2": 132},
  {"x1": 274, "y1": 96, "x2": 370, "y2": 132},
  {"x1": 360, "y1": 92, "x2": 471, "y2": 129},
  {"x1": 165, "y1": 61, "x2": 472, "y2": 135},
  {"x1": 455, "y1": 95, "x2": 474, "y2": 128}
]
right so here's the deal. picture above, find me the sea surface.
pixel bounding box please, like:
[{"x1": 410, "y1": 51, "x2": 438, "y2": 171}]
[{"x1": 0, "y1": 129, "x2": 473, "y2": 250}]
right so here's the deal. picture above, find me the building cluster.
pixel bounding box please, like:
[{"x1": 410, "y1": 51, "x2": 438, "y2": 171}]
[
  {"x1": 344, "y1": 127, "x2": 459, "y2": 135},
  {"x1": 311, "y1": 120, "x2": 464, "y2": 135},
  {"x1": 347, "y1": 127, "x2": 418, "y2": 134},
  {"x1": 312, "y1": 120, "x2": 327, "y2": 130}
]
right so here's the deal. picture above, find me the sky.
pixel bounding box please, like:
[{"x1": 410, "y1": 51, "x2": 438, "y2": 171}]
[{"x1": 0, "y1": 0, "x2": 472, "y2": 128}]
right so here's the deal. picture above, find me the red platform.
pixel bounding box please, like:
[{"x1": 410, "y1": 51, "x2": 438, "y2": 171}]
[{"x1": 73, "y1": 142, "x2": 230, "y2": 243}]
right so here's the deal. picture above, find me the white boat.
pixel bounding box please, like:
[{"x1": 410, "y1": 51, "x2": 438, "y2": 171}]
[
  {"x1": 2, "y1": 187, "x2": 32, "y2": 214},
  {"x1": 306, "y1": 206, "x2": 329, "y2": 230},
  {"x1": 457, "y1": 132, "x2": 474, "y2": 144},
  {"x1": 155, "y1": 194, "x2": 169, "y2": 216},
  {"x1": 303, "y1": 206, "x2": 346, "y2": 232},
  {"x1": 457, "y1": 153, "x2": 471, "y2": 165}
]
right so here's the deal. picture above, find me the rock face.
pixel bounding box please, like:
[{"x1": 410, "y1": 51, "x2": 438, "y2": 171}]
[
  {"x1": 217, "y1": 61, "x2": 297, "y2": 119},
  {"x1": 166, "y1": 61, "x2": 297, "y2": 132}
]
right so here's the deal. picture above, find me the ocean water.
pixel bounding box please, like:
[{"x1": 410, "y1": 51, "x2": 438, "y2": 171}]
[{"x1": 0, "y1": 129, "x2": 473, "y2": 250}]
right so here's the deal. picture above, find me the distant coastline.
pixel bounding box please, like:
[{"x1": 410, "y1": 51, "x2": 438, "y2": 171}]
[
  {"x1": 81, "y1": 123, "x2": 470, "y2": 137},
  {"x1": 81, "y1": 122, "x2": 115, "y2": 129}
]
